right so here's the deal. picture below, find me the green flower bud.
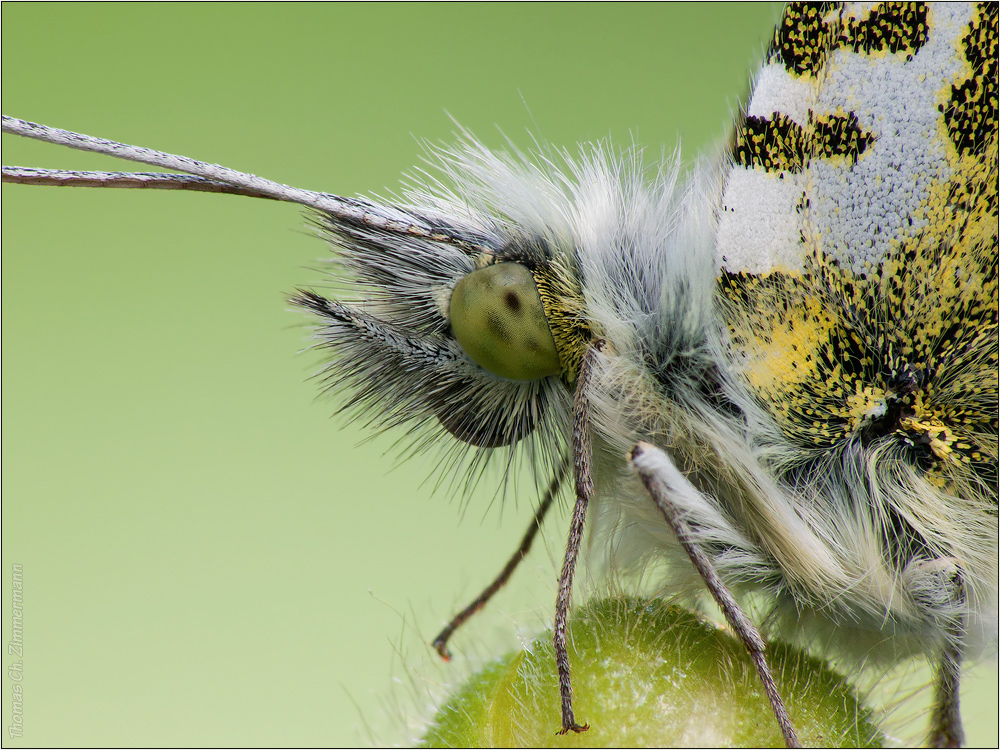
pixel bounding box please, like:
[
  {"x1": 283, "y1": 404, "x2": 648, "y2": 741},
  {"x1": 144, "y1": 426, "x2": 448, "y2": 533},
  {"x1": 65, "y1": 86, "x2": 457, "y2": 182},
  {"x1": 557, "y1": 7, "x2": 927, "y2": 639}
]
[{"x1": 421, "y1": 598, "x2": 883, "y2": 748}]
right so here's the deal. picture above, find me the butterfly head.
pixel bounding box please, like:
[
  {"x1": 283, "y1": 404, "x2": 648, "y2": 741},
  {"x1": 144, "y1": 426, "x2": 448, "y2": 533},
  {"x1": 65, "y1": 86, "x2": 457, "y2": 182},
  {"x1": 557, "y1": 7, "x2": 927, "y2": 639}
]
[{"x1": 291, "y1": 139, "x2": 716, "y2": 482}]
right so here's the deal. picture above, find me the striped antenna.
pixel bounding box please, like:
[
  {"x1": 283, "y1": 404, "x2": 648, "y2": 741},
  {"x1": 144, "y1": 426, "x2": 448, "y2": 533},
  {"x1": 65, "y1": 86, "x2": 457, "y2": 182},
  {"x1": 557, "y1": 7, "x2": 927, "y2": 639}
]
[{"x1": 1, "y1": 115, "x2": 473, "y2": 247}]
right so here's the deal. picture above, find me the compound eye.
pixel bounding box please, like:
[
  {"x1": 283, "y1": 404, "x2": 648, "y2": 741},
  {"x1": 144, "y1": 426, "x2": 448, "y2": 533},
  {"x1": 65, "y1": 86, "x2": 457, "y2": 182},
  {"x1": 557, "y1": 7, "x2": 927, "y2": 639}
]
[{"x1": 449, "y1": 263, "x2": 561, "y2": 381}]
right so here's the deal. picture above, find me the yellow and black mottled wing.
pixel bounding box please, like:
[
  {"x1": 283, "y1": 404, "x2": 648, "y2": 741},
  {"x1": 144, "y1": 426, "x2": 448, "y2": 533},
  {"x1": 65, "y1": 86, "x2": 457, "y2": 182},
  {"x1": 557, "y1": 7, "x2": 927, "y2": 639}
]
[{"x1": 716, "y1": 2, "x2": 998, "y2": 490}]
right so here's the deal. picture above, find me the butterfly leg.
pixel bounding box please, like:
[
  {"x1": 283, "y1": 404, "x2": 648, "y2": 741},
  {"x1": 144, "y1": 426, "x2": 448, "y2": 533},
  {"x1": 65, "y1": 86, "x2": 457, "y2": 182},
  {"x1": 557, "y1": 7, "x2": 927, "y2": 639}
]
[
  {"x1": 930, "y1": 633, "x2": 965, "y2": 748},
  {"x1": 629, "y1": 440, "x2": 801, "y2": 749},
  {"x1": 431, "y1": 460, "x2": 568, "y2": 660},
  {"x1": 552, "y1": 343, "x2": 603, "y2": 735},
  {"x1": 553, "y1": 467, "x2": 592, "y2": 734},
  {"x1": 922, "y1": 560, "x2": 966, "y2": 748}
]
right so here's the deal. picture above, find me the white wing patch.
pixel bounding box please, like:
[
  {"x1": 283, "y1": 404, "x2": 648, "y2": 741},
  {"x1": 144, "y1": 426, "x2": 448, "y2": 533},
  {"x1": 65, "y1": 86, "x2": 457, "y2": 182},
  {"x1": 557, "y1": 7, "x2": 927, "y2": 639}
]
[
  {"x1": 808, "y1": 3, "x2": 974, "y2": 274},
  {"x1": 717, "y1": 3, "x2": 979, "y2": 275}
]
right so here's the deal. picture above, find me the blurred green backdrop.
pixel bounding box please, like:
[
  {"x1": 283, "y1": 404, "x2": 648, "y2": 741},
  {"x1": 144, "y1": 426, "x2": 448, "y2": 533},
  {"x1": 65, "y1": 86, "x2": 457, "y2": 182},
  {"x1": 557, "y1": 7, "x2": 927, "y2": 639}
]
[{"x1": 2, "y1": 3, "x2": 995, "y2": 747}]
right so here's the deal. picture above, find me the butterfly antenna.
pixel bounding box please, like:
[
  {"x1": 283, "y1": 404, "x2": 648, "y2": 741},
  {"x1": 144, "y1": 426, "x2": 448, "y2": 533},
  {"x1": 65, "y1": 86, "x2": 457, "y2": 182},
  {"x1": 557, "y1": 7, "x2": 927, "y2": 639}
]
[{"x1": 1, "y1": 115, "x2": 478, "y2": 248}]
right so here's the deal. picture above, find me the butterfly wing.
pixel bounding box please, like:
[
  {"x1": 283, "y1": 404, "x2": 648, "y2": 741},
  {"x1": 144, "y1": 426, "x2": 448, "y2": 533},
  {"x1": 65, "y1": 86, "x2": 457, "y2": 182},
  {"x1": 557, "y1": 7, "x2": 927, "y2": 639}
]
[{"x1": 717, "y1": 0, "x2": 997, "y2": 649}]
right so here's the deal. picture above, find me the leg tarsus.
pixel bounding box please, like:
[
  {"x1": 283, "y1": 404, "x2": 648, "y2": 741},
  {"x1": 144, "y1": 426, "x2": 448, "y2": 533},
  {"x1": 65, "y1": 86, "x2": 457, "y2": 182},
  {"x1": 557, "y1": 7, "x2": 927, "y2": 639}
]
[
  {"x1": 929, "y1": 642, "x2": 965, "y2": 748},
  {"x1": 553, "y1": 486, "x2": 590, "y2": 735}
]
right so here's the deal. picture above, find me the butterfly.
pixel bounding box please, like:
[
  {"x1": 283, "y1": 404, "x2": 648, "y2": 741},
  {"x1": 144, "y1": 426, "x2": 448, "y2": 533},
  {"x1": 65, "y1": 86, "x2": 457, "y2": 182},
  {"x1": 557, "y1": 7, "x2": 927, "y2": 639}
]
[{"x1": 3, "y1": 2, "x2": 996, "y2": 747}]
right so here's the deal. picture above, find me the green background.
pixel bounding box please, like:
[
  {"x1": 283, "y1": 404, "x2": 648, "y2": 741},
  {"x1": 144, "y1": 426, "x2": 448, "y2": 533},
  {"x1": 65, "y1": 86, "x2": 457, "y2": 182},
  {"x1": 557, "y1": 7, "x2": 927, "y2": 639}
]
[{"x1": 2, "y1": 3, "x2": 996, "y2": 746}]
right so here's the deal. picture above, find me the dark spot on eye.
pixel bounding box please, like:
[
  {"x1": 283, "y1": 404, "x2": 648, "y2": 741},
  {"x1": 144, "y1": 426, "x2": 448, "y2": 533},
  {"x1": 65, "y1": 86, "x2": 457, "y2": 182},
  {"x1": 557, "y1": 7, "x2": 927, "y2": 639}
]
[{"x1": 504, "y1": 290, "x2": 522, "y2": 314}]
